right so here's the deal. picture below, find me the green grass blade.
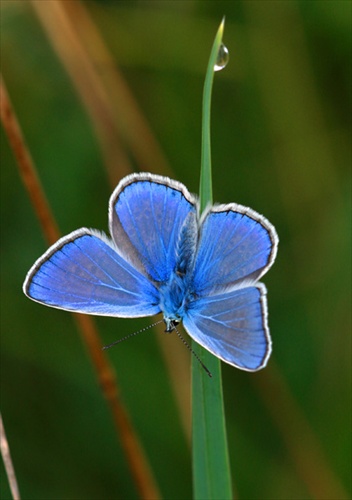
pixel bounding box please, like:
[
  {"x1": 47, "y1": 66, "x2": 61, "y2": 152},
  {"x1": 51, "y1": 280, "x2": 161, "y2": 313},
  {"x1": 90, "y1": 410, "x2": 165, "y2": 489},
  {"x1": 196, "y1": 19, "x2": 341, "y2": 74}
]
[{"x1": 192, "y1": 18, "x2": 233, "y2": 500}]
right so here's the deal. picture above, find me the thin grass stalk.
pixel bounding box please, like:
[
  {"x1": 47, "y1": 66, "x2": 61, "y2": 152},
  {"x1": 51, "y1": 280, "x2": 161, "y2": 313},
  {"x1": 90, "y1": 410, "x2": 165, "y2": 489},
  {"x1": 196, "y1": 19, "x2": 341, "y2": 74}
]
[
  {"x1": 0, "y1": 74, "x2": 160, "y2": 500},
  {"x1": 192, "y1": 19, "x2": 233, "y2": 500},
  {"x1": 0, "y1": 413, "x2": 21, "y2": 500}
]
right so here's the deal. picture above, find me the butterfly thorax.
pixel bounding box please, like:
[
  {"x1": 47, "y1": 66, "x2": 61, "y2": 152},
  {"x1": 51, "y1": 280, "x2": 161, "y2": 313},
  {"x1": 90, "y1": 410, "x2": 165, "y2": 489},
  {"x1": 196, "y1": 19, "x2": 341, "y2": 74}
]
[{"x1": 159, "y1": 270, "x2": 195, "y2": 331}]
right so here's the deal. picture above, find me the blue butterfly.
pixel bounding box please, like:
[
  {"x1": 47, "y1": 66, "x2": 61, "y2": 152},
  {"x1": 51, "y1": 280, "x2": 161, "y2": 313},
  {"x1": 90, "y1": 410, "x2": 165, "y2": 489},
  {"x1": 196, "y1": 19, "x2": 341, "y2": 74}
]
[{"x1": 23, "y1": 173, "x2": 278, "y2": 371}]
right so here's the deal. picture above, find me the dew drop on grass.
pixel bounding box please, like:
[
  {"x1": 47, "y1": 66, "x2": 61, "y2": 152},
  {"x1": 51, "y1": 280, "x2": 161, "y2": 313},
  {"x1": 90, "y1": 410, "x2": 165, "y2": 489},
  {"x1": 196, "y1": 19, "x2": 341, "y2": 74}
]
[{"x1": 214, "y1": 43, "x2": 229, "y2": 71}]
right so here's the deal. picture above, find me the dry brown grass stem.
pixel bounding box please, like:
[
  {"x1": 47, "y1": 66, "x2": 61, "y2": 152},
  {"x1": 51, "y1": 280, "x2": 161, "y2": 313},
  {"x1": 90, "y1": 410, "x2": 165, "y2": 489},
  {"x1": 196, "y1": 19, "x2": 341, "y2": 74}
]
[
  {"x1": 30, "y1": 0, "x2": 132, "y2": 187},
  {"x1": 61, "y1": 0, "x2": 173, "y2": 177},
  {"x1": 0, "y1": 413, "x2": 21, "y2": 500},
  {"x1": 0, "y1": 74, "x2": 160, "y2": 500},
  {"x1": 0, "y1": 74, "x2": 60, "y2": 245},
  {"x1": 31, "y1": 0, "x2": 173, "y2": 184}
]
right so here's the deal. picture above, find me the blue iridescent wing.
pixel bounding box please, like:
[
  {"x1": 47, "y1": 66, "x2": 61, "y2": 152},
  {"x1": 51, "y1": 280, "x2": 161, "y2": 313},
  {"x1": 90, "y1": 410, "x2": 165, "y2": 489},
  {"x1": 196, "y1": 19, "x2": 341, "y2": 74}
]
[
  {"x1": 109, "y1": 173, "x2": 197, "y2": 282},
  {"x1": 193, "y1": 204, "x2": 278, "y2": 295},
  {"x1": 23, "y1": 228, "x2": 160, "y2": 317},
  {"x1": 183, "y1": 284, "x2": 271, "y2": 371}
]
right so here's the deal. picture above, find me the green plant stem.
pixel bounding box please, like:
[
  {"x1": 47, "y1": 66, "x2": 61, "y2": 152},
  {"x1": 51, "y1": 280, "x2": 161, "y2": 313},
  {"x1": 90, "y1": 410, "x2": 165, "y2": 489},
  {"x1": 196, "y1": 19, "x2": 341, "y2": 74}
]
[{"x1": 192, "y1": 18, "x2": 233, "y2": 500}]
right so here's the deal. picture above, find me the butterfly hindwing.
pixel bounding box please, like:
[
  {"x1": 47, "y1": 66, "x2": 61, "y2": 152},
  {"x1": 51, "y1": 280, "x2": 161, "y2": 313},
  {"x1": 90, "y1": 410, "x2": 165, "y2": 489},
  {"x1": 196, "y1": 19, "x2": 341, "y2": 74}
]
[
  {"x1": 193, "y1": 204, "x2": 278, "y2": 295},
  {"x1": 183, "y1": 284, "x2": 271, "y2": 371},
  {"x1": 23, "y1": 228, "x2": 160, "y2": 317},
  {"x1": 109, "y1": 173, "x2": 197, "y2": 282}
]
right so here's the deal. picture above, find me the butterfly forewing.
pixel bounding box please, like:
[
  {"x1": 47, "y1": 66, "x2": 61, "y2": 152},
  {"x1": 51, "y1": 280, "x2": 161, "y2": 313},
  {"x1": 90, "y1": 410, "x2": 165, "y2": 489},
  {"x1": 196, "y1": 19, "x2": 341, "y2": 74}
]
[
  {"x1": 23, "y1": 228, "x2": 160, "y2": 317},
  {"x1": 109, "y1": 173, "x2": 197, "y2": 282},
  {"x1": 193, "y1": 205, "x2": 278, "y2": 295}
]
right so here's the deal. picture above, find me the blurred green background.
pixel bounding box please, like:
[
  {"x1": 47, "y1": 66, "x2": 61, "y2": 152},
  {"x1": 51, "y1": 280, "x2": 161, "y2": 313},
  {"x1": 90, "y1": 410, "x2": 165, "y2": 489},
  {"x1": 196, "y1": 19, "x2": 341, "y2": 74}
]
[{"x1": 1, "y1": 1, "x2": 350, "y2": 499}]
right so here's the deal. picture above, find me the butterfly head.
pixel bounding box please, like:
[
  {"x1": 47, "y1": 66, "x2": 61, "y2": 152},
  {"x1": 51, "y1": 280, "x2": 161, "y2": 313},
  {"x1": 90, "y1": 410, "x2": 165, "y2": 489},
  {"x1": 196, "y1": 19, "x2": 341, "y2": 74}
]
[{"x1": 163, "y1": 317, "x2": 180, "y2": 333}]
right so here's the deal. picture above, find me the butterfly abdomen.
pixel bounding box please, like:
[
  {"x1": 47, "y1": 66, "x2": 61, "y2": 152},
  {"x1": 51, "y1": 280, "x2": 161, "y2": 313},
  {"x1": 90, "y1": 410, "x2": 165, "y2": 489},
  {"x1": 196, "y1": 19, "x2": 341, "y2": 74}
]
[{"x1": 175, "y1": 212, "x2": 198, "y2": 276}]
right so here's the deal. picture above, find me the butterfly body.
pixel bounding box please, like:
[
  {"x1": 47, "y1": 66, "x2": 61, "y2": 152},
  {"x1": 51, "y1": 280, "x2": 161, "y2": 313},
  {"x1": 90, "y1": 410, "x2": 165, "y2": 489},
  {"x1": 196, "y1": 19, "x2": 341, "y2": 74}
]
[
  {"x1": 158, "y1": 270, "x2": 194, "y2": 330},
  {"x1": 24, "y1": 173, "x2": 278, "y2": 371},
  {"x1": 158, "y1": 210, "x2": 199, "y2": 328}
]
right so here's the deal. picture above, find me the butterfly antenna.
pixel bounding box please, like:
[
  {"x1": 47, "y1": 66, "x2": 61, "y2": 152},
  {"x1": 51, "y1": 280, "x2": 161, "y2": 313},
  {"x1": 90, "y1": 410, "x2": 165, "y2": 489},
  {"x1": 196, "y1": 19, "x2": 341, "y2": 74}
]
[
  {"x1": 102, "y1": 320, "x2": 163, "y2": 350},
  {"x1": 173, "y1": 325, "x2": 212, "y2": 378}
]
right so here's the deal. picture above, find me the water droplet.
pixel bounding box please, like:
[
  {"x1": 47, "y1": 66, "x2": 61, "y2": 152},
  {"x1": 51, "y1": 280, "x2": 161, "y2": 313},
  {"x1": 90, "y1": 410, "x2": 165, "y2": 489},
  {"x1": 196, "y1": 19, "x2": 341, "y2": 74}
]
[{"x1": 214, "y1": 43, "x2": 229, "y2": 72}]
